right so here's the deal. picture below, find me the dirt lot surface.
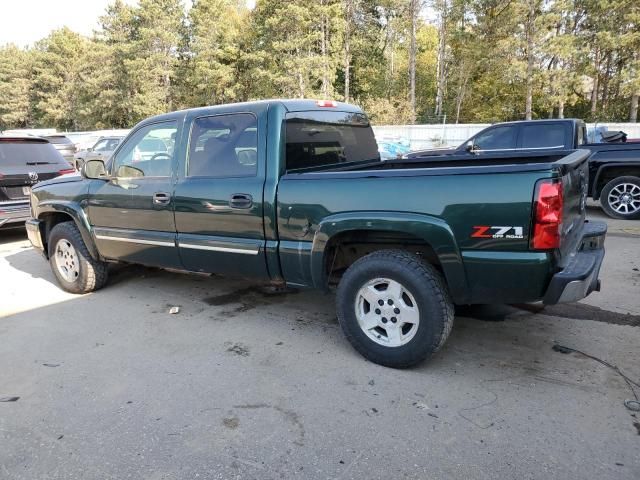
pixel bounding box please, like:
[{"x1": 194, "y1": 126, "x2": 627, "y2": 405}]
[{"x1": 1, "y1": 205, "x2": 639, "y2": 479}]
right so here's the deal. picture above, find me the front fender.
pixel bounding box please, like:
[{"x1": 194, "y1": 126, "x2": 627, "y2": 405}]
[
  {"x1": 310, "y1": 211, "x2": 469, "y2": 303},
  {"x1": 37, "y1": 201, "x2": 100, "y2": 260}
]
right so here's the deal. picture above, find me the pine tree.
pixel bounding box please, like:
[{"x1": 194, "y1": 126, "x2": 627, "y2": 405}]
[{"x1": 0, "y1": 45, "x2": 33, "y2": 129}]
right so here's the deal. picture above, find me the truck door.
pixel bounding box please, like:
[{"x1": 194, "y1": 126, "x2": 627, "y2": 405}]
[
  {"x1": 87, "y1": 120, "x2": 182, "y2": 268},
  {"x1": 173, "y1": 112, "x2": 269, "y2": 278}
]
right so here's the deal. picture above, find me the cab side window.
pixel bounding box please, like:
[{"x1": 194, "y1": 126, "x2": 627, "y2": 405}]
[
  {"x1": 112, "y1": 122, "x2": 177, "y2": 178},
  {"x1": 521, "y1": 124, "x2": 567, "y2": 149},
  {"x1": 187, "y1": 113, "x2": 257, "y2": 178},
  {"x1": 473, "y1": 126, "x2": 517, "y2": 150}
]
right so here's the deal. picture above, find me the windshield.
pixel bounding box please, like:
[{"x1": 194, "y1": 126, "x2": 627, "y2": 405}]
[
  {"x1": 285, "y1": 111, "x2": 380, "y2": 171},
  {"x1": 0, "y1": 141, "x2": 66, "y2": 166}
]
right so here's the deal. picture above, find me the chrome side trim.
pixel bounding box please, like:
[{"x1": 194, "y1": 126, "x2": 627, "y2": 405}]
[
  {"x1": 179, "y1": 243, "x2": 260, "y2": 255},
  {"x1": 94, "y1": 234, "x2": 174, "y2": 247}
]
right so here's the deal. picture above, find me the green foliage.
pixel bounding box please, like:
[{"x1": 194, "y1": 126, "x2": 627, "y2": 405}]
[
  {"x1": 0, "y1": 45, "x2": 33, "y2": 129},
  {"x1": 0, "y1": 0, "x2": 638, "y2": 131}
]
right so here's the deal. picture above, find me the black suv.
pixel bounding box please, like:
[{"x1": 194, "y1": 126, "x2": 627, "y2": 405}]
[{"x1": 0, "y1": 137, "x2": 74, "y2": 228}]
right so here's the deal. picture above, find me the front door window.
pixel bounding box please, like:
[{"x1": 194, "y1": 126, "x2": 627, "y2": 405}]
[{"x1": 112, "y1": 122, "x2": 177, "y2": 178}]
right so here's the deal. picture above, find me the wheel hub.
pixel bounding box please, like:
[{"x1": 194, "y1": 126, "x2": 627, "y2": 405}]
[
  {"x1": 54, "y1": 239, "x2": 80, "y2": 283},
  {"x1": 355, "y1": 278, "x2": 420, "y2": 347},
  {"x1": 608, "y1": 183, "x2": 640, "y2": 215}
]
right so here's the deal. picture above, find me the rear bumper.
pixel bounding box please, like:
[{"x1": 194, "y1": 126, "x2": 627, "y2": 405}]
[
  {"x1": 0, "y1": 201, "x2": 30, "y2": 228},
  {"x1": 543, "y1": 221, "x2": 607, "y2": 305},
  {"x1": 26, "y1": 218, "x2": 45, "y2": 253}
]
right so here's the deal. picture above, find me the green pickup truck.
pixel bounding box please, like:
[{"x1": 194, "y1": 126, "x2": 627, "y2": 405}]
[{"x1": 26, "y1": 100, "x2": 606, "y2": 367}]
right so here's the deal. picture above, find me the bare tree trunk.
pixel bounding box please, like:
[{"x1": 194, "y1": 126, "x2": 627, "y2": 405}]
[
  {"x1": 601, "y1": 53, "x2": 612, "y2": 111},
  {"x1": 434, "y1": 0, "x2": 447, "y2": 117},
  {"x1": 344, "y1": 0, "x2": 353, "y2": 103},
  {"x1": 409, "y1": 0, "x2": 418, "y2": 123},
  {"x1": 320, "y1": 0, "x2": 329, "y2": 98},
  {"x1": 558, "y1": 100, "x2": 565, "y2": 119},
  {"x1": 455, "y1": 73, "x2": 467, "y2": 124},
  {"x1": 631, "y1": 94, "x2": 639, "y2": 123},
  {"x1": 591, "y1": 49, "x2": 600, "y2": 115},
  {"x1": 525, "y1": 0, "x2": 535, "y2": 120}
]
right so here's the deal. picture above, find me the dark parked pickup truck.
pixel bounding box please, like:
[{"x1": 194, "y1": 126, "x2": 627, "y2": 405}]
[
  {"x1": 26, "y1": 100, "x2": 606, "y2": 367},
  {"x1": 407, "y1": 119, "x2": 640, "y2": 219}
]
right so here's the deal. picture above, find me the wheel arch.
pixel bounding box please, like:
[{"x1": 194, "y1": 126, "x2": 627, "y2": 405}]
[
  {"x1": 309, "y1": 212, "x2": 469, "y2": 304},
  {"x1": 37, "y1": 201, "x2": 100, "y2": 260},
  {"x1": 592, "y1": 163, "x2": 640, "y2": 200}
]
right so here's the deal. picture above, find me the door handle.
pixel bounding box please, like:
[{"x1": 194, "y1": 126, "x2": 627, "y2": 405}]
[
  {"x1": 229, "y1": 193, "x2": 253, "y2": 209},
  {"x1": 153, "y1": 192, "x2": 171, "y2": 205}
]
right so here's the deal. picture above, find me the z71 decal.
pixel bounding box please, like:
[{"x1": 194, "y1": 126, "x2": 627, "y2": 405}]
[{"x1": 471, "y1": 226, "x2": 524, "y2": 239}]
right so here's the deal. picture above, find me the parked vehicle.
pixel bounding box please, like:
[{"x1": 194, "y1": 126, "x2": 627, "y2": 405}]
[
  {"x1": 74, "y1": 136, "x2": 124, "y2": 170},
  {"x1": 44, "y1": 135, "x2": 77, "y2": 165},
  {"x1": 407, "y1": 119, "x2": 640, "y2": 219},
  {"x1": 0, "y1": 136, "x2": 74, "y2": 228},
  {"x1": 26, "y1": 100, "x2": 606, "y2": 367}
]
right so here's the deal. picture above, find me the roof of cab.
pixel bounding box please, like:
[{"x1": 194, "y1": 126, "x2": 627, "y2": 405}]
[
  {"x1": 140, "y1": 99, "x2": 364, "y2": 125},
  {"x1": 490, "y1": 118, "x2": 584, "y2": 127}
]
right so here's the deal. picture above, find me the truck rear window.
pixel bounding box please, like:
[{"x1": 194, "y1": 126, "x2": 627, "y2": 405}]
[
  {"x1": 285, "y1": 111, "x2": 380, "y2": 171},
  {"x1": 0, "y1": 140, "x2": 66, "y2": 166}
]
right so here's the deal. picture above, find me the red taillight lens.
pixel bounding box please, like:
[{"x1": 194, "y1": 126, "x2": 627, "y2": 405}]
[
  {"x1": 58, "y1": 168, "x2": 75, "y2": 175},
  {"x1": 532, "y1": 180, "x2": 563, "y2": 250},
  {"x1": 316, "y1": 100, "x2": 337, "y2": 107}
]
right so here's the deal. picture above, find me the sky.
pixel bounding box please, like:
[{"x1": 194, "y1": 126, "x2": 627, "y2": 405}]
[{"x1": 0, "y1": 0, "x2": 257, "y2": 47}]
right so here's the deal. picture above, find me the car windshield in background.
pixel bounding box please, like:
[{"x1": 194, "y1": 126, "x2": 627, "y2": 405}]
[
  {"x1": 0, "y1": 140, "x2": 66, "y2": 166},
  {"x1": 285, "y1": 111, "x2": 380, "y2": 171}
]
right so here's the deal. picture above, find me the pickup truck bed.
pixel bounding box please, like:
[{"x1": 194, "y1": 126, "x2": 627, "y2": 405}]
[
  {"x1": 406, "y1": 118, "x2": 640, "y2": 219},
  {"x1": 25, "y1": 100, "x2": 606, "y2": 368}
]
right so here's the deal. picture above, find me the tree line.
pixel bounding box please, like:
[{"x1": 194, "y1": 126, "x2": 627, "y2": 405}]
[{"x1": 0, "y1": 0, "x2": 639, "y2": 132}]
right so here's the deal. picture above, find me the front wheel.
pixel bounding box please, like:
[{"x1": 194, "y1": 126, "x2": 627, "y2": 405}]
[
  {"x1": 336, "y1": 250, "x2": 454, "y2": 368},
  {"x1": 600, "y1": 176, "x2": 640, "y2": 219},
  {"x1": 48, "y1": 221, "x2": 109, "y2": 294}
]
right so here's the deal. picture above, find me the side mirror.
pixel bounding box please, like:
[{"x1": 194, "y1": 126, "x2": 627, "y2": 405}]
[
  {"x1": 87, "y1": 147, "x2": 94, "y2": 152},
  {"x1": 465, "y1": 140, "x2": 476, "y2": 153},
  {"x1": 82, "y1": 159, "x2": 108, "y2": 179}
]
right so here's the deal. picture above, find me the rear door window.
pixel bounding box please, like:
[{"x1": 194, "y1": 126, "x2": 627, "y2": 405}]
[
  {"x1": 473, "y1": 126, "x2": 518, "y2": 150},
  {"x1": 285, "y1": 111, "x2": 379, "y2": 171},
  {"x1": 187, "y1": 113, "x2": 258, "y2": 178},
  {"x1": 521, "y1": 124, "x2": 567, "y2": 149}
]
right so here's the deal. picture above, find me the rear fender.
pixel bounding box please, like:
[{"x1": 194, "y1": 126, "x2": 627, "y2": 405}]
[
  {"x1": 310, "y1": 212, "x2": 469, "y2": 303},
  {"x1": 38, "y1": 201, "x2": 100, "y2": 260},
  {"x1": 592, "y1": 162, "x2": 640, "y2": 199}
]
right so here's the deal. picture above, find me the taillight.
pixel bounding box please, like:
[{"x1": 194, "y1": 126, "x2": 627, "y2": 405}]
[
  {"x1": 58, "y1": 168, "x2": 75, "y2": 175},
  {"x1": 532, "y1": 180, "x2": 563, "y2": 250},
  {"x1": 316, "y1": 100, "x2": 337, "y2": 107}
]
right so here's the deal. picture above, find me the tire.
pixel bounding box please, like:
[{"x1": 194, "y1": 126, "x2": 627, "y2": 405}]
[
  {"x1": 600, "y1": 176, "x2": 640, "y2": 220},
  {"x1": 48, "y1": 221, "x2": 109, "y2": 294},
  {"x1": 336, "y1": 249, "x2": 454, "y2": 368}
]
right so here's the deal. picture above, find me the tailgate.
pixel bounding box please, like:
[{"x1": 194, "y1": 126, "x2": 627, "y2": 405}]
[{"x1": 555, "y1": 149, "x2": 590, "y2": 266}]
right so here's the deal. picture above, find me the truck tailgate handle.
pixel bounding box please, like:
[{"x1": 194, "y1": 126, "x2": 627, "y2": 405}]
[
  {"x1": 153, "y1": 192, "x2": 171, "y2": 205},
  {"x1": 229, "y1": 193, "x2": 253, "y2": 209}
]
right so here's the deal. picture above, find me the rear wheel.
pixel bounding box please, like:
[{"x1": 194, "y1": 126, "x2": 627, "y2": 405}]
[
  {"x1": 336, "y1": 250, "x2": 454, "y2": 368},
  {"x1": 600, "y1": 176, "x2": 640, "y2": 219},
  {"x1": 48, "y1": 221, "x2": 108, "y2": 293}
]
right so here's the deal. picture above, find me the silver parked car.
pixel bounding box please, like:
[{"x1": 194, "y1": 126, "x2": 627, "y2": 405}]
[
  {"x1": 74, "y1": 136, "x2": 123, "y2": 170},
  {"x1": 44, "y1": 135, "x2": 76, "y2": 165}
]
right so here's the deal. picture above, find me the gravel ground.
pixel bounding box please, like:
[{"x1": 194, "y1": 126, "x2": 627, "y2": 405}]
[{"x1": 0, "y1": 205, "x2": 638, "y2": 480}]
